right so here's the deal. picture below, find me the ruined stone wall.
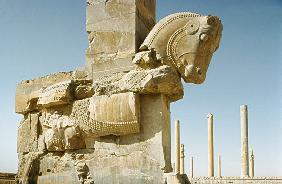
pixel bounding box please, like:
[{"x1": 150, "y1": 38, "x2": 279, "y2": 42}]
[
  {"x1": 190, "y1": 177, "x2": 282, "y2": 184},
  {"x1": 0, "y1": 173, "x2": 16, "y2": 184}
]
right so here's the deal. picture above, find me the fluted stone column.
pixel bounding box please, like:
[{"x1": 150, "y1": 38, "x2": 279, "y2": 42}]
[
  {"x1": 207, "y1": 113, "x2": 214, "y2": 177},
  {"x1": 180, "y1": 144, "x2": 185, "y2": 174},
  {"x1": 240, "y1": 105, "x2": 249, "y2": 178},
  {"x1": 175, "y1": 120, "x2": 180, "y2": 174},
  {"x1": 217, "y1": 155, "x2": 221, "y2": 178},
  {"x1": 250, "y1": 148, "x2": 255, "y2": 178},
  {"x1": 190, "y1": 157, "x2": 194, "y2": 178}
]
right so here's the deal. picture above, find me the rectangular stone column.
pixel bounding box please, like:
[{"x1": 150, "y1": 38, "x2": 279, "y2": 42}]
[
  {"x1": 175, "y1": 120, "x2": 180, "y2": 174},
  {"x1": 240, "y1": 105, "x2": 249, "y2": 178},
  {"x1": 180, "y1": 144, "x2": 185, "y2": 174},
  {"x1": 207, "y1": 113, "x2": 214, "y2": 177},
  {"x1": 86, "y1": 0, "x2": 156, "y2": 80}
]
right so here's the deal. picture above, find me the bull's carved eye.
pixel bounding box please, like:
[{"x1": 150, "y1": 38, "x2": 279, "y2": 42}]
[
  {"x1": 200, "y1": 33, "x2": 209, "y2": 41},
  {"x1": 185, "y1": 20, "x2": 199, "y2": 35}
]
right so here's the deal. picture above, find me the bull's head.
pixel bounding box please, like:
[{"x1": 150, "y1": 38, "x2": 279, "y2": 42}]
[{"x1": 141, "y1": 12, "x2": 223, "y2": 84}]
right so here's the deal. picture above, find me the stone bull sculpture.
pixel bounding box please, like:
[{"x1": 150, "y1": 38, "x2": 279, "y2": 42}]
[{"x1": 15, "y1": 11, "x2": 222, "y2": 184}]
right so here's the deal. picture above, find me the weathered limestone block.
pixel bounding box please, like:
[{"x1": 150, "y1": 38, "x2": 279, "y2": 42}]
[
  {"x1": 38, "y1": 79, "x2": 94, "y2": 108},
  {"x1": 17, "y1": 113, "x2": 40, "y2": 153},
  {"x1": 73, "y1": 80, "x2": 94, "y2": 100},
  {"x1": 88, "y1": 151, "x2": 164, "y2": 183},
  {"x1": 93, "y1": 65, "x2": 183, "y2": 101},
  {"x1": 74, "y1": 154, "x2": 94, "y2": 184},
  {"x1": 166, "y1": 173, "x2": 190, "y2": 184},
  {"x1": 37, "y1": 172, "x2": 77, "y2": 184},
  {"x1": 86, "y1": 0, "x2": 136, "y2": 32},
  {"x1": 38, "y1": 80, "x2": 73, "y2": 108},
  {"x1": 121, "y1": 65, "x2": 183, "y2": 101},
  {"x1": 33, "y1": 152, "x2": 96, "y2": 184},
  {"x1": 92, "y1": 73, "x2": 127, "y2": 95},
  {"x1": 15, "y1": 72, "x2": 74, "y2": 114},
  {"x1": 86, "y1": 94, "x2": 172, "y2": 183},
  {"x1": 87, "y1": 31, "x2": 135, "y2": 61},
  {"x1": 16, "y1": 74, "x2": 93, "y2": 114},
  {"x1": 86, "y1": 0, "x2": 156, "y2": 80},
  {"x1": 132, "y1": 48, "x2": 162, "y2": 69},
  {"x1": 17, "y1": 152, "x2": 42, "y2": 184}
]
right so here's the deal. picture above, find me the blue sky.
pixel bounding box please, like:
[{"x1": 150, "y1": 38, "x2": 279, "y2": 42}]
[{"x1": 0, "y1": 0, "x2": 281, "y2": 177}]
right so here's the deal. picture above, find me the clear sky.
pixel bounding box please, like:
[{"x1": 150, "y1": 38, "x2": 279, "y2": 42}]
[{"x1": 0, "y1": 0, "x2": 281, "y2": 177}]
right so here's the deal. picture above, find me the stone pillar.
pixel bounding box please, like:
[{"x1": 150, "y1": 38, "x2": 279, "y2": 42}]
[
  {"x1": 180, "y1": 144, "x2": 185, "y2": 174},
  {"x1": 172, "y1": 162, "x2": 175, "y2": 173},
  {"x1": 250, "y1": 148, "x2": 255, "y2": 178},
  {"x1": 89, "y1": 94, "x2": 173, "y2": 183},
  {"x1": 240, "y1": 105, "x2": 249, "y2": 178},
  {"x1": 190, "y1": 157, "x2": 194, "y2": 178},
  {"x1": 207, "y1": 113, "x2": 214, "y2": 177},
  {"x1": 86, "y1": 0, "x2": 156, "y2": 80},
  {"x1": 217, "y1": 155, "x2": 221, "y2": 178},
  {"x1": 175, "y1": 120, "x2": 180, "y2": 174}
]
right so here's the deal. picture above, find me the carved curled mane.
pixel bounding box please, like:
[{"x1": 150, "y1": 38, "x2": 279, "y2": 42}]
[{"x1": 140, "y1": 12, "x2": 203, "y2": 50}]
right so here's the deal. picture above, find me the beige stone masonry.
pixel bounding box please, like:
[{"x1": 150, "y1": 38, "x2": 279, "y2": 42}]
[{"x1": 86, "y1": 0, "x2": 156, "y2": 80}]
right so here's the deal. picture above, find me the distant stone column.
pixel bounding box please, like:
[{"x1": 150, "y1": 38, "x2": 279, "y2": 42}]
[
  {"x1": 240, "y1": 105, "x2": 249, "y2": 178},
  {"x1": 180, "y1": 144, "x2": 185, "y2": 174},
  {"x1": 207, "y1": 113, "x2": 214, "y2": 177},
  {"x1": 217, "y1": 155, "x2": 221, "y2": 178},
  {"x1": 190, "y1": 157, "x2": 194, "y2": 178},
  {"x1": 250, "y1": 148, "x2": 255, "y2": 178},
  {"x1": 175, "y1": 120, "x2": 180, "y2": 174}
]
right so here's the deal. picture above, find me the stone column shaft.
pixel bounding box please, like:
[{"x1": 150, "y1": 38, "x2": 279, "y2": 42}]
[
  {"x1": 190, "y1": 157, "x2": 194, "y2": 178},
  {"x1": 175, "y1": 120, "x2": 180, "y2": 174},
  {"x1": 180, "y1": 144, "x2": 185, "y2": 174},
  {"x1": 217, "y1": 155, "x2": 221, "y2": 178},
  {"x1": 240, "y1": 105, "x2": 249, "y2": 177},
  {"x1": 250, "y1": 148, "x2": 255, "y2": 178},
  {"x1": 207, "y1": 113, "x2": 214, "y2": 177},
  {"x1": 172, "y1": 162, "x2": 175, "y2": 173}
]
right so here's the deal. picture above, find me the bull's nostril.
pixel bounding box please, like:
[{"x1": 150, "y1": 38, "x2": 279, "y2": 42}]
[{"x1": 196, "y1": 67, "x2": 202, "y2": 75}]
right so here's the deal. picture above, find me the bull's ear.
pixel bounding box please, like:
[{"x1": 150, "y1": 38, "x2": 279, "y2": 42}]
[
  {"x1": 214, "y1": 24, "x2": 223, "y2": 51},
  {"x1": 139, "y1": 44, "x2": 149, "y2": 51},
  {"x1": 207, "y1": 15, "x2": 220, "y2": 26}
]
